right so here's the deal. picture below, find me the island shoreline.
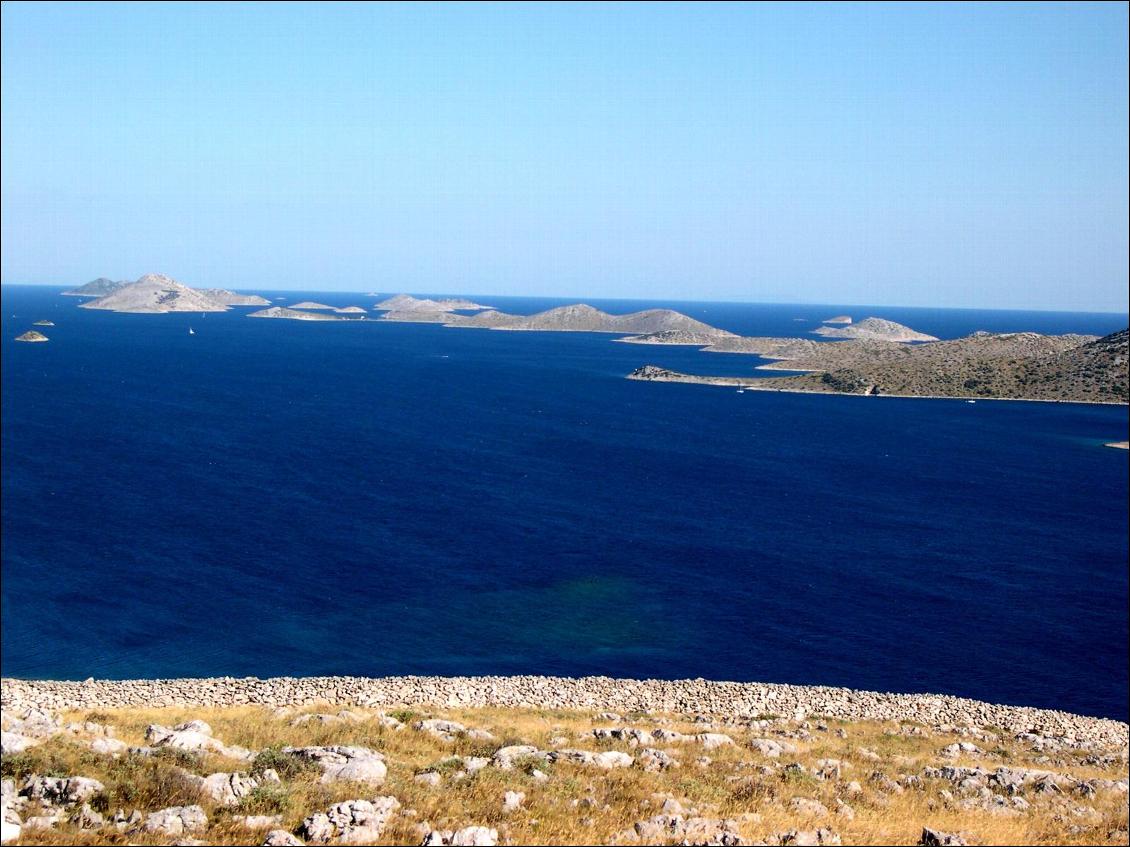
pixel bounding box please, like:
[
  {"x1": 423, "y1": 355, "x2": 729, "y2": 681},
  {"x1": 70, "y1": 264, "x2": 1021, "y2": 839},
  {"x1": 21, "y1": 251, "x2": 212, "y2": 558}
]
[{"x1": 626, "y1": 369, "x2": 1130, "y2": 407}]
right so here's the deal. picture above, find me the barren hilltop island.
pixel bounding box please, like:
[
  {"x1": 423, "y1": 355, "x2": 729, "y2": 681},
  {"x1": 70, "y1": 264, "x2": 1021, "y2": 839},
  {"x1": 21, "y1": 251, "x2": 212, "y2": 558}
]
[{"x1": 55, "y1": 284, "x2": 1129, "y2": 404}]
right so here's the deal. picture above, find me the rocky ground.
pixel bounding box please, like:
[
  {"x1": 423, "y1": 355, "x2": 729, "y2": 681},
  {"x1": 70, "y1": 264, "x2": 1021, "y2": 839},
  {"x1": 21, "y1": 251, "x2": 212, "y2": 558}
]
[{"x1": 1, "y1": 677, "x2": 1127, "y2": 846}]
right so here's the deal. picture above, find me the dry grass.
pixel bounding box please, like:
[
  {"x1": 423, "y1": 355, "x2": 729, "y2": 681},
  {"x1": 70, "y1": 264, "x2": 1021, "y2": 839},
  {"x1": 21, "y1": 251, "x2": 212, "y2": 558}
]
[{"x1": 4, "y1": 704, "x2": 1127, "y2": 845}]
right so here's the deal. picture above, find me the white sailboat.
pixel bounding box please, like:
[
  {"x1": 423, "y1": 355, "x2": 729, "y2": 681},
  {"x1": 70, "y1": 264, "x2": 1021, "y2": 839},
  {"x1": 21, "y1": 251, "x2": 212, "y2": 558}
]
[{"x1": 188, "y1": 327, "x2": 195, "y2": 335}]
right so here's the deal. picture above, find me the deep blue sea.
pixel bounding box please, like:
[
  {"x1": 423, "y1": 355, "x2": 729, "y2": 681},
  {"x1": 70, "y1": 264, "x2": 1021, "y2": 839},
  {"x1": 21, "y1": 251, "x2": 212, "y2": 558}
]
[{"x1": 2, "y1": 286, "x2": 1127, "y2": 720}]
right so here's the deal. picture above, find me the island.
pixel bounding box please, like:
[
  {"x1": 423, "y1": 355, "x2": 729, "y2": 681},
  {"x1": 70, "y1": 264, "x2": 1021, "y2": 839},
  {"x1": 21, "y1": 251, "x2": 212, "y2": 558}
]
[
  {"x1": 379, "y1": 300, "x2": 736, "y2": 337},
  {"x1": 822, "y1": 314, "x2": 852, "y2": 324},
  {"x1": 628, "y1": 328, "x2": 1129, "y2": 404},
  {"x1": 61, "y1": 277, "x2": 130, "y2": 297},
  {"x1": 333, "y1": 306, "x2": 367, "y2": 313},
  {"x1": 13, "y1": 330, "x2": 48, "y2": 343},
  {"x1": 75, "y1": 274, "x2": 271, "y2": 313},
  {"x1": 812, "y1": 317, "x2": 939, "y2": 342},
  {"x1": 373, "y1": 293, "x2": 492, "y2": 312},
  {"x1": 246, "y1": 306, "x2": 359, "y2": 321},
  {"x1": 289, "y1": 301, "x2": 335, "y2": 310},
  {"x1": 32, "y1": 320, "x2": 54, "y2": 326},
  {"x1": 195, "y1": 288, "x2": 272, "y2": 308}
]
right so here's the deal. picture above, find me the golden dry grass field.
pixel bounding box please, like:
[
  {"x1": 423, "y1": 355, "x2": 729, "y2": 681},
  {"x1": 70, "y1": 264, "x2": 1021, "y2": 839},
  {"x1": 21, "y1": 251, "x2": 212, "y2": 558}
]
[{"x1": 2, "y1": 703, "x2": 1127, "y2": 846}]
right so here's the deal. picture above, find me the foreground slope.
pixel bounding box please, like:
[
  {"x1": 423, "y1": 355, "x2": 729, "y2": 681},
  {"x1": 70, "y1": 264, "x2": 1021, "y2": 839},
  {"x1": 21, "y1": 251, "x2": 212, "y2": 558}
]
[{"x1": 1, "y1": 675, "x2": 1126, "y2": 847}]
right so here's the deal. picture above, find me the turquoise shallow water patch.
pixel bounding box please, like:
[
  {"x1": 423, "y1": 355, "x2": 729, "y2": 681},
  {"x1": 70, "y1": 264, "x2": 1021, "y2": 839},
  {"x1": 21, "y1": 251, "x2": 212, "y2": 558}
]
[{"x1": 2, "y1": 287, "x2": 1127, "y2": 720}]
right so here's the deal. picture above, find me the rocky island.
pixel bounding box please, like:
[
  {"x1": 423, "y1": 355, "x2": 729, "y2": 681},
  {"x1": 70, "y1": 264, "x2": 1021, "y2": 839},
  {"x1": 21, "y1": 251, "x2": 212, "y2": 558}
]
[
  {"x1": 376, "y1": 299, "x2": 737, "y2": 338},
  {"x1": 247, "y1": 307, "x2": 357, "y2": 322},
  {"x1": 60, "y1": 278, "x2": 130, "y2": 297},
  {"x1": 822, "y1": 315, "x2": 852, "y2": 325},
  {"x1": 75, "y1": 274, "x2": 270, "y2": 313},
  {"x1": 31, "y1": 321, "x2": 53, "y2": 327},
  {"x1": 0, "y1": 675, "x2": 1126, "y2": 847},
  {"x1": 374, "y1": 294, "x2": 492, "y2": 312},
  {"x1": 13, "y1": 331, "x2": 48, "y2": 343},
  {"x1": 811, "y1": 317, "x2": 938, "y2": 342}
]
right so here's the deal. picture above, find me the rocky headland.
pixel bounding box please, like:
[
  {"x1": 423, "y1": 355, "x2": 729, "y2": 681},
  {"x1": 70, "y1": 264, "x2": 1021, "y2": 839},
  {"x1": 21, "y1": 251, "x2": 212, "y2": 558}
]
[
  {"x1": 629, "y1": 329, "x2": 1129, "y2": 404},
  {"x1": 76, "y1": 274, "x2": 270, "y2": 313},
  {"x1": 1, "y1": 676, "x2": 1126, "y2": 847}
]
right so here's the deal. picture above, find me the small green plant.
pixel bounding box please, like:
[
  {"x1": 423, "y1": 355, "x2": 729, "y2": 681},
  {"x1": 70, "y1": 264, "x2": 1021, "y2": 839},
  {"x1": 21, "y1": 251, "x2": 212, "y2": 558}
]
[
  {"x1": 95, "y1": 756, "x2": 205, "y2": 812},
  {"x1": 250, "y1": 747, "x2": 320, "y2": 781},
  {"x1": 388, "y1": 709, "x2": 418, "y2": 724},
  {"x1": 236, "y1": 783, "x2": 292, "y2": 816},
  {"x1": 149, "y1": 746, "x2": 205, "y2": 770},
  {"x1": 0, "y1": 742, "x2": 94, "y2": 780},
  {"x1": 513, "y1": 755, "x2": 552, "y2": 776}
]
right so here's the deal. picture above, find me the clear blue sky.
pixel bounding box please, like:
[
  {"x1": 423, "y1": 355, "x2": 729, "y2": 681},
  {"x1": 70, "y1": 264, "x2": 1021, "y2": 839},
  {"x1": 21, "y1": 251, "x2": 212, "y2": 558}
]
[{"x1": 2, "y1": 2, "x2": 1127, "y2": 311}]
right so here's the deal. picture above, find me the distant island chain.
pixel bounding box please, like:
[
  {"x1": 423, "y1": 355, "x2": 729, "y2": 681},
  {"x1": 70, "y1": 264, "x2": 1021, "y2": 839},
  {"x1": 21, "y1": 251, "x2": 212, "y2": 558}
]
[{"x1": 13, "y1": 273, "x2": 1128, "y2": 406}]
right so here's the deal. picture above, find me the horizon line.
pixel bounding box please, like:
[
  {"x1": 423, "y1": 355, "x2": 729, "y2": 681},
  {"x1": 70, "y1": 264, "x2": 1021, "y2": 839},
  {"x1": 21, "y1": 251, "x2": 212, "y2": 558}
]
[{"x1": 1, "y1": 280, "x2": 1127, "y2": 318}]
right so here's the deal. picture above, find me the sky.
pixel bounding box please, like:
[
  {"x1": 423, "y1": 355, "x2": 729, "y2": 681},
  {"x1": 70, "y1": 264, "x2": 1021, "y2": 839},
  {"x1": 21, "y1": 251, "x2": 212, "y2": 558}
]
[{"x1": 1, "y1": 2, "x2": 1127, "y2": 311}]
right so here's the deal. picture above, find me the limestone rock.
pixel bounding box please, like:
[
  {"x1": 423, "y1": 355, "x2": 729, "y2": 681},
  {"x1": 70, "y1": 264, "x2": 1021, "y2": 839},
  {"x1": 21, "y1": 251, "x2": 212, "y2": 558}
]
[
  {"x1": 144, "y1": 804, "x2": 208, "y2": 836},
  {"x1": 491, "y1": 745, "x2": 543, "y2": 769},
  {"x1": 593, "y1": 750, "x2": 634, "y2": 769},
  {"x1": 0, "y1": 733, "x2": 35, "y2": 755},
  {"x1": 21, "y1": 775, "x2": 105, "y2": 806},
  {"x1": 696, "y1": 732, "x2": 736, "y2": 750},
  {"x1": 189, "y1": 769, "x2": 280, "y2": 806},
  {"x1": 749, "y1": 738, "x2": 797, "y2": 758},
  {"x1": 282, "y1": 746, "x2": 387, "y2": 785},
  {"x1": 234, "y1": 814, "x2": 284, "y2": 828},
  {"x1": 919, "y1": 829, "x2": 968, "y2": 846},
  {"x1": 146, "y1": 721, "x2": 252, "y2": 760},
  {"x1": 91, "y1": 737, "x2": 129, "y2": 755},
  {"x1": 789, "y1": 798, "x2": 829, "y2": 818},
  {"x1": 639, "y1": 747, "x2": 679, "y2": 772},
  {"x1": 421, "y1": 825, "x2": 500, "y2": 846},
  {"x1": 413, "y1": 719, "x2": 495, "y2": 743},
  {"x1": 300, "y1": 797, "x2": 400, "y2": 844}
]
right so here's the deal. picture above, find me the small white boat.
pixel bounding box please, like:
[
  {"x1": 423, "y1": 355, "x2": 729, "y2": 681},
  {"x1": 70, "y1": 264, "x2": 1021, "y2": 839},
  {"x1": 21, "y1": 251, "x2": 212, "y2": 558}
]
[
  {"x1": 737, "y1": 385, "x2": 746, "y2": 393},
  {"x1": 965, "y1": 399, "x2": 976, "y2": 404},
  {"x1": 188, "y1": 327, "x2": 195, "y2": 335}
]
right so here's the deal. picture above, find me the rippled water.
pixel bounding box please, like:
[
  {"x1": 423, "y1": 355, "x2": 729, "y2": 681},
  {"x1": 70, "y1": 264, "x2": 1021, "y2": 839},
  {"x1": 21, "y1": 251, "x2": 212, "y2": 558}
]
[{"x1": 2, "y1": 286, "x2": 1127, "y2": 719}]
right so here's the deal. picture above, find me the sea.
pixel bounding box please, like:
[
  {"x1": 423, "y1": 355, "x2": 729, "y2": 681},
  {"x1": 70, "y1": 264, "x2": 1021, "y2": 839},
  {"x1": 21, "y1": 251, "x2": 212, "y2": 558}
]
[{"x1": 2, "y1": 286, "x2": 1127, "y2": 721}]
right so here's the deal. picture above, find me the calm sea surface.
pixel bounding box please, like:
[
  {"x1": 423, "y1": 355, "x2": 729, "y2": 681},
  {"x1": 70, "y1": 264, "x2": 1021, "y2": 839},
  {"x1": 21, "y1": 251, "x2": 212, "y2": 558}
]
[{"x1": 2, "y1": 286, "x2": 1127, "y2": 719}]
